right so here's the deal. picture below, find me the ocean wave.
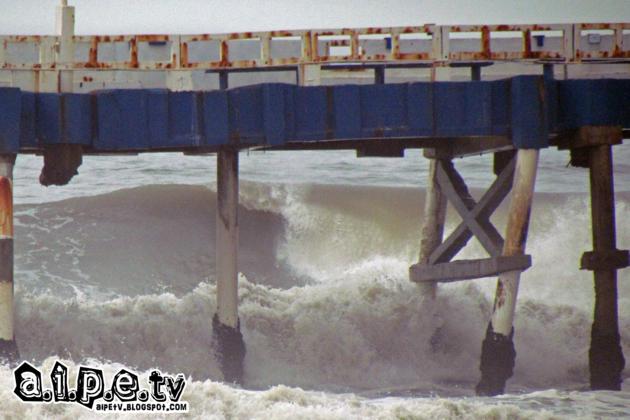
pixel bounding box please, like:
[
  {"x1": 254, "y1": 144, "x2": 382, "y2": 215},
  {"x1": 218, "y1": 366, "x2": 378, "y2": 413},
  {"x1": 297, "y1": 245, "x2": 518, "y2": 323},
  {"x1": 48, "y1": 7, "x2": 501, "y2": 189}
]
[{"x1": 5, "y1": 182, "x2": 630, "y2": 396}]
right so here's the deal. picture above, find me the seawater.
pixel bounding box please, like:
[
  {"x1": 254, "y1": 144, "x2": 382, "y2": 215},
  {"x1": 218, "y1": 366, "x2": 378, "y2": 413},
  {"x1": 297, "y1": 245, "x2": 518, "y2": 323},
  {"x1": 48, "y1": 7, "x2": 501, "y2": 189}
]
[{"x1": 1, "y1": 144, "x2": 629, "y2": 418}]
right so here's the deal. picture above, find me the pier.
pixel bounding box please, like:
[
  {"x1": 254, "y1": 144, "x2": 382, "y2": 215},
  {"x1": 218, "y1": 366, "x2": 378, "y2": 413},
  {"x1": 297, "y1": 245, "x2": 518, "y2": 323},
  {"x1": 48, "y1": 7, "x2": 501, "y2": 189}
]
[{"x1": 0, "y1": 1, "x2": 628, "y2": 394}]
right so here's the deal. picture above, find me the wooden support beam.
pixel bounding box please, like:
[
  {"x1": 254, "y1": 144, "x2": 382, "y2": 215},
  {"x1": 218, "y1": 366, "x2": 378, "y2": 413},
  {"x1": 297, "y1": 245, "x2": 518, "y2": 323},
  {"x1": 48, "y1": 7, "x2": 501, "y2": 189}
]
[
  {"x1": 586, "y1": 141, "x2": 625, "y2": 390},
  {"x1": 423, "y1": 136, "x2": 513, "y2": 160},
  {"x1": 436, "y1": 160, "x2": 504, "y2": 257},
  {"x1": 415, "y1": 159, "x2": 448, "y2": 297},
  {"x1": 555, "y1": 126, "x2": 623, "y2": 150},
  {"x1": 216, "y1": 149, "x2": 239, "y2": 328},
  {"x1": 213, "y1": 76, "x2": 245, "y2": 385},
  {"x1": 428, "y1": 155, "x2": 515, "y2": 264},
  {"x1": 477, "y1": 148, "x2": 539, "y2": 396},
  {"x1": 410, "y1": 255, "x2": 531, "y2": 283},
  {"x1": 356, "y1": 145, "x2": 404, "y2": 158}
]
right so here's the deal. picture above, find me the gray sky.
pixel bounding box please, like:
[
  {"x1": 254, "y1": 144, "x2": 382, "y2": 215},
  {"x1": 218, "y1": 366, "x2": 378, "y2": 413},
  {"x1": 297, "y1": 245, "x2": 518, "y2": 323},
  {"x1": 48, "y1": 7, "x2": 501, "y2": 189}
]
[{"x1": 0, "y1": 0, "x2": 628, "y2": 34}]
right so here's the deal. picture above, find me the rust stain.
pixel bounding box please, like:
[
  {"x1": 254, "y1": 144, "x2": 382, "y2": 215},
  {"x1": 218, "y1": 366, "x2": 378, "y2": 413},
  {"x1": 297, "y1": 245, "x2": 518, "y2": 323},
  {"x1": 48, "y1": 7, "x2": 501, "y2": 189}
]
[
  {"x1": 494, "y1": 280, "x2": 505, "y2": 310},
  {"x1": 87, "y1": 37, "x2": 98, "y2": 68},
  {"x1": 523, "y1": 29, "x2": 533, "y2": 58},
  {"x1": 220, "y1": 40, "x2": 229, "y2": 66},
  {"x1": 137, "y1": 34, "x2": 169, "y2": 42},
  {"x1": 130, "y1": 37, "x2": 138, "y2": 68},
  {"x1": 481, "y1": 26, "x2": 490, "y2": 59},
  {"x1": 0, "y1": 177, "x2": 13, "y2": 237},
  {"x1": 180, "y1": 42, "x2": 189, "y2": 67}
]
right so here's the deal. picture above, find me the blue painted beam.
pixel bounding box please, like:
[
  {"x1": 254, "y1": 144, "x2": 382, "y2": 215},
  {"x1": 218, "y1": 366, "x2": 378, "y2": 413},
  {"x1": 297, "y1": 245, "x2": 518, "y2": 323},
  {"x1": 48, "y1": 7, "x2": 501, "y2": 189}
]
[{"x1": 0, "y1": 77, "x2": 628, "y2": 155}]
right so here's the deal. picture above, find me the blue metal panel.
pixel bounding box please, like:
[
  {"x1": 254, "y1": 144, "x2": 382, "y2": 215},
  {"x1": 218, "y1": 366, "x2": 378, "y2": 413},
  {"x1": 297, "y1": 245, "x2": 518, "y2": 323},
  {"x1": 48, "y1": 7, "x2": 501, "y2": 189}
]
[
  {"x1": 435, "y1": 82, "x2": 492, "y2": 137},
  {"x1": 95, "y1": 90, "x2": 148, "y2": 150},
  {"x1": 36, "y1": 93, "x2": 62, "y2": 145},
  {"x1": 63, "y1": 94, "x2": 93, "y2": 145},
  {"x1": 202, "y1": 90, "x2": 229, "y2": 146},
  {"x1": 333, "y1": 85, "x2": 361, "y2": 139},
  {"x1": 490, "y1": 79, "x2": 510, "y2": 136},
  {"x1": 19, "y1": 91, "x2": 37, "y2": 149},
  {"x1": 36, "y1": 93, "x2": 91, "y2": 146},
  {"x1": 168, "y1": 91, "x2": 203, "y2": 147},
  {"x1": 406, "y1": 83, "x2": 434, "y2": 136},
  {"x1": 360, "y1": 84, "x2": 407, "y2": 138},
  {"x1": 556, "y1": 79, "x2": 630, "y2": 130},
  {"x1": 294, "y1": 86, "x2": 328, "y2": 141},
  {"x1": 510, "y1": 76, "x2": 548, "y2": 149},
  {"x1": 147, "y1": 89, "x2": 169, "y2": 148},
  {"x1": 228, "y1": 85, "x2": 264, "y2": 144},
  {"x1": 0, "y1": 88, "x2": 21, "y2": 154},
  {"x1": 11, "y1": 77, "x2": 630, "y2": 154},
  {"x1": 263, "y1": 84, "x2": 289, "y2": 146}
]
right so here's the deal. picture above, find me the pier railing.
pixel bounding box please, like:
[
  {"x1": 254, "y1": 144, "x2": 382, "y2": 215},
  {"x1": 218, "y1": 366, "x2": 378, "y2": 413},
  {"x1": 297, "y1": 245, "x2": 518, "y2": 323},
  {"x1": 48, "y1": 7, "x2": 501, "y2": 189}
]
[{"x1": 1, "y1": 23, "x2": 629, "y2": 72}]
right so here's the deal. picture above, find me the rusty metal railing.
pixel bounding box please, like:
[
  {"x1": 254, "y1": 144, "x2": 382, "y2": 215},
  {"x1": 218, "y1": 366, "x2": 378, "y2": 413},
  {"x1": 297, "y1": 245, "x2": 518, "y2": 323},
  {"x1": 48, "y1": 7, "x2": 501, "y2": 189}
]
[{"x1": 1, "y1": 23, "x2": 629, "y2": 71}]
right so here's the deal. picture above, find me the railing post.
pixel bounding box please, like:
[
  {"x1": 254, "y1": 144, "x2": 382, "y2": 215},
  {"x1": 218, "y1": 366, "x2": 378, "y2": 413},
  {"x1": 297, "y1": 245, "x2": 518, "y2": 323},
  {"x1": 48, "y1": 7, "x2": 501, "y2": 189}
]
[
  {"x1": 0, "y1": 155, "x2": 17, "y2": 363},
  {"x1": 56, "y1": 0, "x2": 75, "y2": 92},
  {"x1": 297, "y1": 64, "x2": 321, "y2": 86},
  {"x1": 477, "y1": 149, "x2": 539, "y2": 396}
]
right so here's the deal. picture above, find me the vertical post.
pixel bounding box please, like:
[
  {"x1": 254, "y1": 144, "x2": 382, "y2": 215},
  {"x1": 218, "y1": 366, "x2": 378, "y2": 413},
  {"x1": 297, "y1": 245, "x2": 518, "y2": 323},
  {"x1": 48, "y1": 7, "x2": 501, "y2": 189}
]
[
  {"x1": 297, "y1": 64, "x2": 321, "y2": 86},
  {"x1": 212, "y1": 75, "x2": 245, "y2": 384},
  {"x1": 56, "y1": 0, "x2": 75, "y2": 92},
  {"x1": 587, "y1": 144, "x2": 625, "y2": 390},
  {"x1": 416, "y1": 159, "x2": 447, "y2": 298},
  {"x1": 219, "y1": 71, "x2": 228, "y2": 91},
  {"x1": 374, "y1": 66, "x2": 385, "y2": 85},
  {"x1": 416, "y1": 63, "x2": 448, "y2": 298},
  {"x1": 471, "y1": 64, "x2": 481, "y2": 81},
  {"x1": 0, "y1": 155, "x2": 17, "y2": 362},
  {"x1": 477, "y1": 149, "x2": 539, "y2": 396}
]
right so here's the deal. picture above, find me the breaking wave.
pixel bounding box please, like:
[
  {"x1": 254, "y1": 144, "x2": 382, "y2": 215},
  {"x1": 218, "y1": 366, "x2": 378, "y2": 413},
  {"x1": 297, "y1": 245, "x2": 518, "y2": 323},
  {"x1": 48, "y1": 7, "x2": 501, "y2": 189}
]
[{"x1": 3, "y1": 182, "x2": 630, "y2": 417}]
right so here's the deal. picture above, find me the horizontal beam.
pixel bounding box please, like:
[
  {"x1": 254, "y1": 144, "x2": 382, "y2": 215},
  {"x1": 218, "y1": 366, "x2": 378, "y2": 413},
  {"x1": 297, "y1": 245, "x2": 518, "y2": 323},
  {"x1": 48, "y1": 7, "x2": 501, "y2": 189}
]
[
  {"x1": 423, "y1": 136, "x2": 513, "y2": 159},
  {"x1": 410, "y1": 255, "x2": 532, "y2": 283}
]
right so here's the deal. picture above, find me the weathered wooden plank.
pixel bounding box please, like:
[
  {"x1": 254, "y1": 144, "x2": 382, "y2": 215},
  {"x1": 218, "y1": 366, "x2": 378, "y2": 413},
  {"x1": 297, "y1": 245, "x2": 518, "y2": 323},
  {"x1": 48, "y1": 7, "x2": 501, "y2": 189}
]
[
  {"x1": 428, "y1": 155, "x2": 514, "y2": 264},
  {"x1": 415, "y1": 159, "x2": 448, "y2": 297},
  {"x1": 423, "y1": 136, "x2": 513, "y2": 159},
  {"x1": 586, "y1": 141, "x2": 625, "y2": 391},
  {"x1": 435, "y1": 160, "x2": 504, "y2": 257},
  {"x1": 410, "y1": 255, "x2": 532, "y2": 283}
]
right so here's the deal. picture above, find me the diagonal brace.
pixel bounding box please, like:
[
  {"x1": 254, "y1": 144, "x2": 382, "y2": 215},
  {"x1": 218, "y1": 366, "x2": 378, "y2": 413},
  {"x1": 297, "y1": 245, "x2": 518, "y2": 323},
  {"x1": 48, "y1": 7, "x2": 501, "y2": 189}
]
[{"x1": 428, "y1": 156, "x2": 515, "y2": 264}]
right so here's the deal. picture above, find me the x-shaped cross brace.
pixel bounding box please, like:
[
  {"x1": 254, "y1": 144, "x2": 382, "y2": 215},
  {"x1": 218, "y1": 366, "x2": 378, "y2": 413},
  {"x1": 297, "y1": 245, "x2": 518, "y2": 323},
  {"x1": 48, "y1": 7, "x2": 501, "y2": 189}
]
[{"x1": 427, "y1": 154, "x2": 516, "y2": 265}]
